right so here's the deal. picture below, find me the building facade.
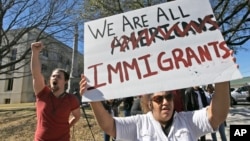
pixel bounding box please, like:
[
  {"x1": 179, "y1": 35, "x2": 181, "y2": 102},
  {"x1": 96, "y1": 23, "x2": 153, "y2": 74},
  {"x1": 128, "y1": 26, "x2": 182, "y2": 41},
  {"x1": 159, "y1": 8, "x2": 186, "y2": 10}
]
[{"x1": 0, "y1": 29, "x2": 83, "y2": 104}]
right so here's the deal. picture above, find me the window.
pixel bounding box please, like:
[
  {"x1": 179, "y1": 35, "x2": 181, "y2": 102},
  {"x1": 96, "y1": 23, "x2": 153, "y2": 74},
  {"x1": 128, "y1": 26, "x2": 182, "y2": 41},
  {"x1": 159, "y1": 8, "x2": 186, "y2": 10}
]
[
  {"x1": 9, "y1": 64, "x2": 15, "y2": 71},
  {"x1": 42, "y1": 49, "x2": 48, "y2": 57},
  {"x1": 7, "y1": 78, "x2": 14, "y2": 91},
  {"x1": 58, "y1": 54, "x2": 63, "y2": 62},
  {"x1": 41, "y1": 64, "x2": 47, "y2": 72},
  {"x1": 9, "y1": 49, "x2": 17, "y2": 71},
  {"x1": 66, "y1": 59, "x2": 70, "y2": 66},
  {"x1": 11, "y1": 49, "x2": 17, "y2": 61},
  {"x1": 5, "y1": 99, "x2": 11, "y2": 104}
]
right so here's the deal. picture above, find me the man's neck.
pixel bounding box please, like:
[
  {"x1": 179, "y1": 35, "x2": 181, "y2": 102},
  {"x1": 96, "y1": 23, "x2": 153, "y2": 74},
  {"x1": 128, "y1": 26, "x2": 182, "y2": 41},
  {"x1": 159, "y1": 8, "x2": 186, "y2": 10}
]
[{"x1": 53, "y1": 90, "x2": 66, "y2": 98}]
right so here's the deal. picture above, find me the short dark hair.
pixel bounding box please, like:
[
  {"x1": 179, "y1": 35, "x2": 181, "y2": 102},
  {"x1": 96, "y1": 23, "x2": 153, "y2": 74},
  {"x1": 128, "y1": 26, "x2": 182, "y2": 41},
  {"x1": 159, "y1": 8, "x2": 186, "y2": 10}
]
[{"x1": 52, "y1": 68, "x2": 70, "y2": 81}]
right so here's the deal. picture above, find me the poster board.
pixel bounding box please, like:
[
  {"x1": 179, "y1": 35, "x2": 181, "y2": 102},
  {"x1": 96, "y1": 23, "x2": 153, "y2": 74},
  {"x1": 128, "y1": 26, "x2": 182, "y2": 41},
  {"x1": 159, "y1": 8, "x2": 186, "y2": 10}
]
[{"x1": 82, "y1": 0, "x2": 242, "y2": 102}]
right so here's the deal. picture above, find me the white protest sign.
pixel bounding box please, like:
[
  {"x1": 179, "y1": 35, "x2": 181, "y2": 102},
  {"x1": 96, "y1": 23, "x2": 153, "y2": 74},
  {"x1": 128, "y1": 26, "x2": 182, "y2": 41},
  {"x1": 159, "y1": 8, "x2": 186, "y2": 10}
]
[{"x1": 82, "y1": 0, "x2": 242, "y2": 102}]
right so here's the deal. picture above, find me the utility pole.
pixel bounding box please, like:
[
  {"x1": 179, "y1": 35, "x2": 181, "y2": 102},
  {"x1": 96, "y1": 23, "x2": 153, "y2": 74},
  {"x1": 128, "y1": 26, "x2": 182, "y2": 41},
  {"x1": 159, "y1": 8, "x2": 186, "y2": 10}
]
[{"x1": 68, "y1": 24, "x2": 79, "y2": 93}]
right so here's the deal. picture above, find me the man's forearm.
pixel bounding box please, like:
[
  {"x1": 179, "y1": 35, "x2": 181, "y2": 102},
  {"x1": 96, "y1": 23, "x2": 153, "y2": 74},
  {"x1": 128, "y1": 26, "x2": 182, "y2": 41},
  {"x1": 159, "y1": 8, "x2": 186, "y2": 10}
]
[
  {"x1": 69, "y1": 117, "x2": 80, "y2": 127},
  {"x1": 30, "y1": 49, "x2": 45, "y2": 94},
  {"x1": 31, "y1": 52, "x2": 41, "y2": 77}
]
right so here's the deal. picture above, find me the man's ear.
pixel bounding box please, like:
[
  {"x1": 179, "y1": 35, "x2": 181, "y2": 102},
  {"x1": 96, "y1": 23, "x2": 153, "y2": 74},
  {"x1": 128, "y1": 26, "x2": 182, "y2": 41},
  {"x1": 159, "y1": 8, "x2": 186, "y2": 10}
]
[{"x1": 65, "y1": 83, "x2": 68, "y2": 90}]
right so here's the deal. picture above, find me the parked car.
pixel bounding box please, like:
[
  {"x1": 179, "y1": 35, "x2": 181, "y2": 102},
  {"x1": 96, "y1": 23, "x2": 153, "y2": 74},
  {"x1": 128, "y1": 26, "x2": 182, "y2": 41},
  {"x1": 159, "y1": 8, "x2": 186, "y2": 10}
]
[{"x1": 230, "y1": 85, "x2": 250, "y2": 105}]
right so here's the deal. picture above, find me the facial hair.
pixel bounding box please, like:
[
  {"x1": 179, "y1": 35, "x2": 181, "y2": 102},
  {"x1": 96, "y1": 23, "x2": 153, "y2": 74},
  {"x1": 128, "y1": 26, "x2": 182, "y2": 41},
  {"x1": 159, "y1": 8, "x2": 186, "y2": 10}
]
[
  {"x1": 51, "y1": 81, "x2": 59, "y2": 92},
  {"x1": 51, "y1": 85, "x2": 59, "y2": 92}
]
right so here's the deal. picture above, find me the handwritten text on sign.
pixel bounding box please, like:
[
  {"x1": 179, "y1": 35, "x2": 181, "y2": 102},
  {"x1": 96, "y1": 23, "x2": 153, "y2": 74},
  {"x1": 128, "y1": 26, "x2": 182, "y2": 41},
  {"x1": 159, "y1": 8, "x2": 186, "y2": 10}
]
[{"x1": 83, "y1": 0, "x2": 242, "y2": 102}]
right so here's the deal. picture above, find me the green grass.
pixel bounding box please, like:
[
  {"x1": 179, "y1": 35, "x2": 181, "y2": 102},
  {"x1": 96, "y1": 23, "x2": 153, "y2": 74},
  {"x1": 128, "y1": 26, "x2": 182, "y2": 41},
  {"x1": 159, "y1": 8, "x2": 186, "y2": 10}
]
[{"x1": 0, "y1": 103, "x2": 35, "y2": 110}]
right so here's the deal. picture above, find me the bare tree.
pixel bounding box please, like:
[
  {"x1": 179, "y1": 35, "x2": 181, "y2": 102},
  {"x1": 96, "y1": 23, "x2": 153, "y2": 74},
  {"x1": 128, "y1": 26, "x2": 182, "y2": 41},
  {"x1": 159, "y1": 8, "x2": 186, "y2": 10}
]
[
  {"x1": 1, "y1": 0, "x2": 248, "y2": 80},
  {"x1": 81, "y1": 0, "x2": 249, "y2": 52},
  {"x1": 0, "y1": 0, "x2": 81, "y2": 79},
  {"x1": 212, "y1": 0, "x2": 250, "y2": 52}
]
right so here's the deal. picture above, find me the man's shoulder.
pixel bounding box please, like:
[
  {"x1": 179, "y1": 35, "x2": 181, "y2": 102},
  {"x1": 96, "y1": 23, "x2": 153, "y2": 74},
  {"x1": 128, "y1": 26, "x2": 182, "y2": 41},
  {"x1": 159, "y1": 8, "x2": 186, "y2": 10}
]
[
  {"x1": 65, "y1": 93, "x2": 80, "y2": 101},
  {"x1": 36, "y1": 86, "x2": 51, "y2": 97}
]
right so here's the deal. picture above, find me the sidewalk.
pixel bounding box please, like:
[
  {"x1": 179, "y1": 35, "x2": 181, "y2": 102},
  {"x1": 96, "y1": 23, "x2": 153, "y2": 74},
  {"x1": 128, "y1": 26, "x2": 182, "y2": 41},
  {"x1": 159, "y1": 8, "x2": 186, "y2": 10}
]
[{"x1": 206, "y1": 105, "x2": 250, "y2": 141}]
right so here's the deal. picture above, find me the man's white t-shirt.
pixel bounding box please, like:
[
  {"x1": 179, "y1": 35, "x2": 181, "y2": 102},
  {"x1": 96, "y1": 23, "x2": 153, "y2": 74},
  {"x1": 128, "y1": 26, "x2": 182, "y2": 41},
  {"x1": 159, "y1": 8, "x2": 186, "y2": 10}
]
[{"x1": 114, "y1": 107, "x2": 213, "y2": 141}]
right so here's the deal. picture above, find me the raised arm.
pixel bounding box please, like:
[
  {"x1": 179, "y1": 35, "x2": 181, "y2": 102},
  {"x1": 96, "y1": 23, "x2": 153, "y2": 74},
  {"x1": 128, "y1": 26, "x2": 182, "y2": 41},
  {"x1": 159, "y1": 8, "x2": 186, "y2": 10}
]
[
  {"x1": 207, "y1": 50, "x2": 238, "y2": 129},
  {"x1": 30, "y1": 42, "x2": 45, "y2": 94},
  {"x1": 79, "y1": 74, "x2": 116, "y2": 137},
  {"x1": 207, "y1": 81, "x2": 230, "y2": 130}
]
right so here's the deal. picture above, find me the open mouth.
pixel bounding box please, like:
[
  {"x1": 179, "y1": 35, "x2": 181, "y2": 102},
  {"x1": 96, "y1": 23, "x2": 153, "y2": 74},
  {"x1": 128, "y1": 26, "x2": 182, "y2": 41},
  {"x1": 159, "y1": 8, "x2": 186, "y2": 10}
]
[{"x1": 52, "y1": 81, "x2": 57, "y2": 86}]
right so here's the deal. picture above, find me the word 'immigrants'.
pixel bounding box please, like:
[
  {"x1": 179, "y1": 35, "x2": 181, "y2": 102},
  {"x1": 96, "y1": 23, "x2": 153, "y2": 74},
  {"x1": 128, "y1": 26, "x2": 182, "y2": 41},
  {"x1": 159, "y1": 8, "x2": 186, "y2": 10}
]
[{"x1": 87, "y1": 40, "x2": 230, "y2": 90}]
